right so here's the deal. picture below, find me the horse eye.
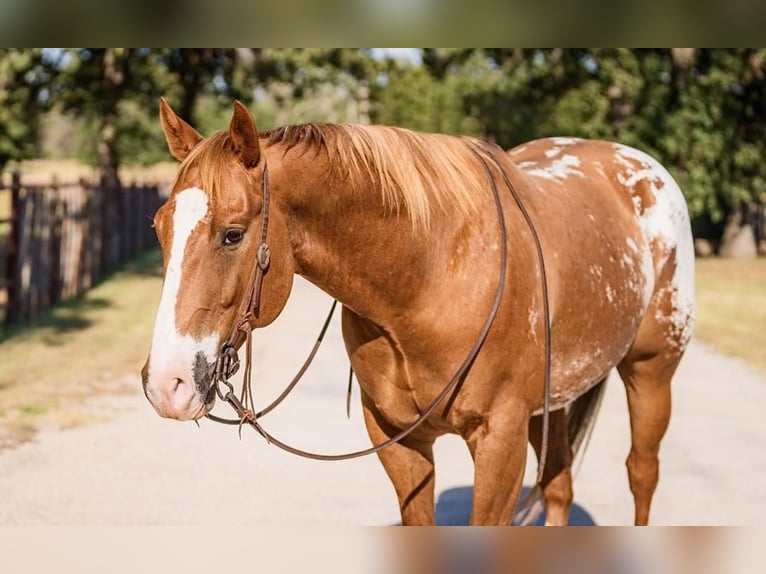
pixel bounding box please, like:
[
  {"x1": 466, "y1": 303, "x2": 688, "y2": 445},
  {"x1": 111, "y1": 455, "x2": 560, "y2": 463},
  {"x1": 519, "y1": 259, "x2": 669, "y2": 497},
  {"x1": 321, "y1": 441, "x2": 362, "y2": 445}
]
[{"x1": 223, "y1": 229, "x2": 244, "y2": 246}]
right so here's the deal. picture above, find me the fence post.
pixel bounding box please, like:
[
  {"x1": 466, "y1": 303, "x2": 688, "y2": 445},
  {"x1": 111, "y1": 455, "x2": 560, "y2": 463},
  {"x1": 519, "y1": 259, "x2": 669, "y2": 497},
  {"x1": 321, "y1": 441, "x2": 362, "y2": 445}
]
[
  {"x1": 49, "y1": 182, "x2": 63, "y2": 305},
  {"x1": 6, "y1": 171, "x2": 21, "y2": 324},
  {"x1": 15, "y1": 174, "x2": 34, "y2": 322}
]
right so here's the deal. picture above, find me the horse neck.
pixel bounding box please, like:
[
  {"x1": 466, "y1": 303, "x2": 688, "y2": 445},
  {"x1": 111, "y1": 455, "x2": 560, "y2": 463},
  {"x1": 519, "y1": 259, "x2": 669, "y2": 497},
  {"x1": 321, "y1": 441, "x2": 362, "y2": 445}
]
[{"x1": 265, "y1": 142, "x2": 449, "y2": 323}]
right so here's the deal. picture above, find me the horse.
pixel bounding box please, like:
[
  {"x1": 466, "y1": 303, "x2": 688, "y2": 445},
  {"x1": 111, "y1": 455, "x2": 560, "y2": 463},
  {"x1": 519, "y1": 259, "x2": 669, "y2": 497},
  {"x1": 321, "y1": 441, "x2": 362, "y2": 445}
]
[{"x1": 141, "y1": 98, "x2": 695, "y2": 526}]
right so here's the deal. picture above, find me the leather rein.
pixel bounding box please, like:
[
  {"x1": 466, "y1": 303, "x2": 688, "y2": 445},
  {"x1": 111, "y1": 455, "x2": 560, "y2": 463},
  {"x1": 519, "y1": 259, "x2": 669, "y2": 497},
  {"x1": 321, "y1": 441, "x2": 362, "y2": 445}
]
[{"x1": 206, "y1": 145, "x2": 552, "y2": 482}]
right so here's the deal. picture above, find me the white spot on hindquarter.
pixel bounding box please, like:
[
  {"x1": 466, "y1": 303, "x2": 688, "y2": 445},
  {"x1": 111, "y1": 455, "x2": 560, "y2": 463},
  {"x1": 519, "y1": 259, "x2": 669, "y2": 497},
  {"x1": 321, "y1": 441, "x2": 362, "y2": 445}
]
[
  {"x1": 550, "y1": 137, "x2": 582, "y2": 146},
  {"x1": 525, "y1": 154, "x2": 585, "y2": 181},
  {"x1": 613, "y1": 144, "x2": 696, "y2": 350},
  {"x1": 149, "y1": 187, "x2": 219, "y2": 383},
  {"x1": 544, "y1": 147, "x2": 562, "y2": 158}
]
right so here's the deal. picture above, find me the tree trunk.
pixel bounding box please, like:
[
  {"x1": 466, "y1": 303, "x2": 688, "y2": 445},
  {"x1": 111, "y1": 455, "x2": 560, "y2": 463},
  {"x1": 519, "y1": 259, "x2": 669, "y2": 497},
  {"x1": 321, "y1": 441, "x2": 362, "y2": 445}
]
[
  {"x1": 178, "y1": 49, "x2": 207, "y2": 126},
  {"x1": 668, "y1": 48, "x2": 696, "y2": 111},
  {"x1": 98, "y1": 48, "x2": 124, "y2": 189},
  {"x1": 98, "y1": 48, "x2": 126, "y2": 272},
  {"x1": 719, "y1": 203, "x2": 758, "y2": 258}
]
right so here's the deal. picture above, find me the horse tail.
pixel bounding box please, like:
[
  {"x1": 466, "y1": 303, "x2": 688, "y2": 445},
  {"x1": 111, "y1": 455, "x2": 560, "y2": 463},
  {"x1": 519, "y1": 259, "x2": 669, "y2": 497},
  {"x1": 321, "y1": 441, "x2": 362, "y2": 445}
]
[
  {"x1": 567, "y1": 376, "x2": 608, "y2": 464},
  {"x1": 513, "y1": 377, "x2": 608, "y2": 525}
]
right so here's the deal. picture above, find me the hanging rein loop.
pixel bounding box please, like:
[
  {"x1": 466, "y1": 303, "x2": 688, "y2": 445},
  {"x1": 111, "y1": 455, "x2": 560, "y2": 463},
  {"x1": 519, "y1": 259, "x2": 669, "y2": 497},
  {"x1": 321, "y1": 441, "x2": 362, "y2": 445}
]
[
  {"x1": 207, "y1": 146, "x2": 551, "y2": 478},
  {"x1": 478, "y1": 150, "x2": 553, "y2": 488}
]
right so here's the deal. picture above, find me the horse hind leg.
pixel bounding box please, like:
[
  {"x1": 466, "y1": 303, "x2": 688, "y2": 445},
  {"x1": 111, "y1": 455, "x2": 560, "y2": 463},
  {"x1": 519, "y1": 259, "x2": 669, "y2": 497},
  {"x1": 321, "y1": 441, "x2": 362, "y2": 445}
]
[
  {"x1": 527, "y1": 408, "x2": 573, "y2": 525},
  {"x1": 617, "y1": 256, "x2": 692, "y2": 525},
  {"x1": 617, "y1": 351, "x2": 681, "y2": 525},
  {"x1": 523, "y1": 378, "x2": 607, "y2": 526}
]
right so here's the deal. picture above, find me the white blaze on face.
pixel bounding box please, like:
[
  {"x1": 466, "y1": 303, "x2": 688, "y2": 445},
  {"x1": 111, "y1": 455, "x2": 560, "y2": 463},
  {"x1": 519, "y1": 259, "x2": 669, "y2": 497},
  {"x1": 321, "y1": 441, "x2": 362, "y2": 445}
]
[{"x1": 148, "y1": 187, "x2": 219, "y2": 388}]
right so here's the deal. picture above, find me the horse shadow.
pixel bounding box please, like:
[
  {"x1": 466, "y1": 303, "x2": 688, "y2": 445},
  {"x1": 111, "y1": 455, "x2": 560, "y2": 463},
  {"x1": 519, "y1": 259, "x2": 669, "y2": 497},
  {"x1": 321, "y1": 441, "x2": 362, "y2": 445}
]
[{"x1": 432, "y1": 485, "x2": 596, "y2": 526}]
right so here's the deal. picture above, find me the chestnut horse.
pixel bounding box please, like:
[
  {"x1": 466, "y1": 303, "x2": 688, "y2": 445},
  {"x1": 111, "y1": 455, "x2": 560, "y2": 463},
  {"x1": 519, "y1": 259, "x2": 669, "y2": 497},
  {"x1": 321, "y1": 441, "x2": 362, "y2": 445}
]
[{"x1": 142, "y1": 99, "x2": 695, "y2": 525}]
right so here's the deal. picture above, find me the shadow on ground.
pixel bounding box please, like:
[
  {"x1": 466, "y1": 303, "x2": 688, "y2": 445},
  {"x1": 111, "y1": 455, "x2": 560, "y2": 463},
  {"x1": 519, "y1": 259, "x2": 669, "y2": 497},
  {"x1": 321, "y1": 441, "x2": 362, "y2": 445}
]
[{"x1": 433, "y1": 485, "x2": 596, "y2": 525}]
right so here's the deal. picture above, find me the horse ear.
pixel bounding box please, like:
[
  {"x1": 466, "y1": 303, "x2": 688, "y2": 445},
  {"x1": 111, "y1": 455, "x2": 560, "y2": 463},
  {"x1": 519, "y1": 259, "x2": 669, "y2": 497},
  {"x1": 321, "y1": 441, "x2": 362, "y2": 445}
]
[
  {"x1": 159, "y1": 97, "x2": 203, "y2": 161},
  {"x1": 229, "y1": 100, "x2": 261, "y2": 168}
]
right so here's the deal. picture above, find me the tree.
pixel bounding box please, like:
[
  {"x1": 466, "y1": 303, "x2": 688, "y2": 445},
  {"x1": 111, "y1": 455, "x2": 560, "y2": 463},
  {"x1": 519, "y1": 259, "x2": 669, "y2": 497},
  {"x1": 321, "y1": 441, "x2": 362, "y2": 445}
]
[
  {"x1": 0, "y1": 49, "x2": 53, "y2": 173},
  {"x1": 658, "y1": 49, "x2": 766, "y2": 256},
  {"x1": 53, "y1": 49, "x2": 167, "y2": 186},
  {"x1": 419, "y1": 48, "x2": 766, "y2": 255},
  {"x1": 370, "y1": 57, "x2": 479, "y2": 136}
]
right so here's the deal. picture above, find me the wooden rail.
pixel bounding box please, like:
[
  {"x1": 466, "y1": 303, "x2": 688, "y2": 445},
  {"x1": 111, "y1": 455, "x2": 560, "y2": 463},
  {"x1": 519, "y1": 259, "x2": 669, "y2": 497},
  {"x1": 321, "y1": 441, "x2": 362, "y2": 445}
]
[{"x1": 0, "y1": 172, "x2": 167, "y2": 326}]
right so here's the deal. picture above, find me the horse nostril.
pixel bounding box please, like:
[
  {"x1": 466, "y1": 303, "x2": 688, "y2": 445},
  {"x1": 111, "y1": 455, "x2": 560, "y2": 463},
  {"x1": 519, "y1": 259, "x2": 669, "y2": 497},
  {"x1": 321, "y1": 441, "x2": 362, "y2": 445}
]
[{"x1": 141, "y1": 360, "x2": 150, "y2": 387}]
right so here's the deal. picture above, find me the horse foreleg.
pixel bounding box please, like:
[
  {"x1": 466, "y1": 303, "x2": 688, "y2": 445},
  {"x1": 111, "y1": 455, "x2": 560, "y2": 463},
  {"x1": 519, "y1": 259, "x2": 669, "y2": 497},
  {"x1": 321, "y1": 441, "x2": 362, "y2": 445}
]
[
  {"x1": 528, "y1": 409, "x2": 573, "y2": 526},
  {"x1": 361, "y1": 392, "x2": 436, "y2": 525},
  {"x1": 465, "y1": 401, "x2": 529, "y2": 525}
]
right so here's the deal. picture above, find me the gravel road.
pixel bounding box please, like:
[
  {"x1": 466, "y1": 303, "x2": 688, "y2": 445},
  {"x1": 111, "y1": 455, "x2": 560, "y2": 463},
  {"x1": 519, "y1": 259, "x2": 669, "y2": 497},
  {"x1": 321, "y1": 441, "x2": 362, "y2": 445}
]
[{"x1": 1, "y1": 277, "x2": 764, "y2": 526}]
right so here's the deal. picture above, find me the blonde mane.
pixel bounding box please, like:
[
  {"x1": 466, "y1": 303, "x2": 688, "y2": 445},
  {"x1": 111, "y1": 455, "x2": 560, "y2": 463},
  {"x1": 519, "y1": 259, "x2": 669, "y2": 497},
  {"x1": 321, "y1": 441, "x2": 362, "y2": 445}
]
[
  {"x1": 176, "y1": 123, "x2": 487, "y2": 230},
  {"x1": 265, "y1": 123, "x2": 485, "y2": 230}
]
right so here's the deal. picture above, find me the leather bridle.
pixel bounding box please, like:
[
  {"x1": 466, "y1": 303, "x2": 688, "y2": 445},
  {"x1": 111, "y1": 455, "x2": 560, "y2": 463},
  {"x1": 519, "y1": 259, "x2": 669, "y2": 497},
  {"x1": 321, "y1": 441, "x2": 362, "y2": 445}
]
[{"x1": 206, "y1": 144, "x2": 552, "y2": 483}]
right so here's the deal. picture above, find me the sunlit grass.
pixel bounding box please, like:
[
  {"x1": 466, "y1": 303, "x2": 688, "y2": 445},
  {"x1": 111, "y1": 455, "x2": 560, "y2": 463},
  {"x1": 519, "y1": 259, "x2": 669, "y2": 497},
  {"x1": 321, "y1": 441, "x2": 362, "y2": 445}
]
[
  {"x1": 0, "y1": 249, "x2": 163, "y2": 448},
  {"x1": 694, "y1": 257, "x2": 766, "y2": 376}
]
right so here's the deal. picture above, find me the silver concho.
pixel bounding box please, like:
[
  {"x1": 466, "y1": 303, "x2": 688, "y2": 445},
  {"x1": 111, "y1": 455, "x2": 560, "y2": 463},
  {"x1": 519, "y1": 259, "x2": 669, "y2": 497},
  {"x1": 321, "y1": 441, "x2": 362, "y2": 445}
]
[{"x1": 257, "y1": 242, "x2": 271, "y2": 271}]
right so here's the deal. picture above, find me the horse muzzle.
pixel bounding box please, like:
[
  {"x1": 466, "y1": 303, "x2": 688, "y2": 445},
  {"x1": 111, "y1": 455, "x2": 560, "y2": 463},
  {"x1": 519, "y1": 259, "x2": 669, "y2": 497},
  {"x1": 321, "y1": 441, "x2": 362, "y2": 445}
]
[{"x1": 141, "y1": 353, "x2": 217, "y2": 421}]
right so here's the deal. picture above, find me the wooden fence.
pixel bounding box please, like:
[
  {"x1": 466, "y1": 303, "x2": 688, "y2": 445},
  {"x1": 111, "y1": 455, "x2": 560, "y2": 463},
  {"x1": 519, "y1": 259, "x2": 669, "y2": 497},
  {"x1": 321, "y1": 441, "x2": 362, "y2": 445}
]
[{"x1": 0, "y1": 172, "x2": 168, "y2": 326}]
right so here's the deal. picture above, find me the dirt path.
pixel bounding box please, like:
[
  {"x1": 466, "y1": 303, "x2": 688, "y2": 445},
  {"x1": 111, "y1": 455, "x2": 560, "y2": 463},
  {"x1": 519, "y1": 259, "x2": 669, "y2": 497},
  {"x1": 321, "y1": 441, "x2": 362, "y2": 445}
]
[{"x1": 1, "y1": 278, "x2": 764, "y2": 526}]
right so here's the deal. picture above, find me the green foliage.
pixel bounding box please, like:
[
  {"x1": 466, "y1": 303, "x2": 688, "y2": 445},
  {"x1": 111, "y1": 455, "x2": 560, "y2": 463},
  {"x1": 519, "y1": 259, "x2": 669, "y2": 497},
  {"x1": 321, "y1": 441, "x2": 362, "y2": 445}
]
[
  {"x1": 52, "y1": 49, "x2": 169, "y2": 173},
  {"x1": 421, "y1": 48, "x2": 766, "y2": 224},
  {"x1": 370, "y1": 59, "x2": 480, "y2": 135},
  {"x1": 0, "y1": 49, "x2": 53, "y2": 172},
  {"x1": 114, "y1": 99, "x2": 171, "y2": 166}
]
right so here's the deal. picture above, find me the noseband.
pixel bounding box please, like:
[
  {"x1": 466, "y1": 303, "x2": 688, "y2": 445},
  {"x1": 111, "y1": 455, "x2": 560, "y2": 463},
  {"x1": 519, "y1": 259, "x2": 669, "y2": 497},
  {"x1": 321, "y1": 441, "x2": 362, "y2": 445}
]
[{"x1": 207, "y1": 146, "x2": 552, "y2": 484}]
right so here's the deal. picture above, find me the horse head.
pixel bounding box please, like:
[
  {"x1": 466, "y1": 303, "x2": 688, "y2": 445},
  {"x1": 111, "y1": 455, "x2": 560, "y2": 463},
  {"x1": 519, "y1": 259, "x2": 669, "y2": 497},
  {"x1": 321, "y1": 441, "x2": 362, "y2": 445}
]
[{"x1": 141, "y1": 99, "x2": 294, "y2": 420}]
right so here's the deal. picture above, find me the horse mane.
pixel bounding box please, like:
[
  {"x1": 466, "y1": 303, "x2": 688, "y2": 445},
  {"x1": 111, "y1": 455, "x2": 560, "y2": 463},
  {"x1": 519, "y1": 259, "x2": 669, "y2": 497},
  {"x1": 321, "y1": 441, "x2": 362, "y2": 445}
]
[
  {"x1": 177, "y1": 123, "x2": 486, "y2": 230},
  {"x1": 264, "y1": 123, "x2": 484, "y2": 230}
]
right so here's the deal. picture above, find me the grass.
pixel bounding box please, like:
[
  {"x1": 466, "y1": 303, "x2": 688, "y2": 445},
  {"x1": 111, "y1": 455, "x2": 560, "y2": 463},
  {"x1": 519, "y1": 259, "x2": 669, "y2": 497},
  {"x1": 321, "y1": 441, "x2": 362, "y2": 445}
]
[
  {"x1": 694, "y1": 257, "x2": 766, "y2": 376},
  {"x1": 0, "y1": 249, "x2": 164, "y2": 448}
]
